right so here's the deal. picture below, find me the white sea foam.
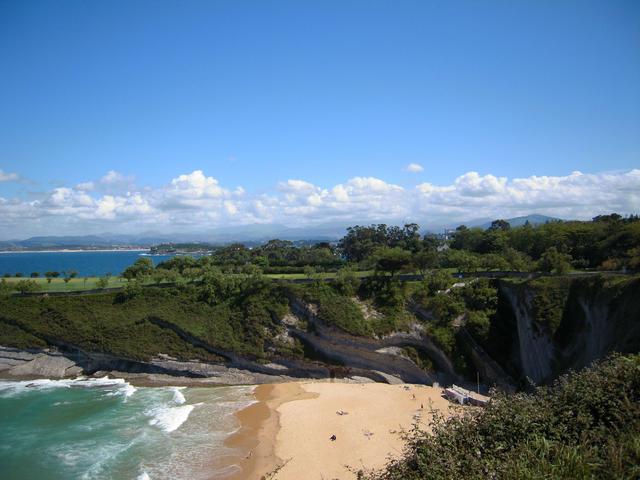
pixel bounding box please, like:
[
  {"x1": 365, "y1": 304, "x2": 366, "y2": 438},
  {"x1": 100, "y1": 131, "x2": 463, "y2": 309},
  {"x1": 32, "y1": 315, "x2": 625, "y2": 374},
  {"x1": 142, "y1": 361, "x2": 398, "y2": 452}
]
[
  {"x1": 171, "y1": 387, "x2": 186, "y2": 405},
  {"x1": 137, "y1": 472, "x2": 151, "y2": 480},
  {"x1": 0, "y1": 376, "x2": 136, "y2": 398},
  {"x1": 147, "y1": 404, "x2": 195, "y2": 433},
  {"x1": 122, "y1": 383, "x2": 137, "y2": 399}
]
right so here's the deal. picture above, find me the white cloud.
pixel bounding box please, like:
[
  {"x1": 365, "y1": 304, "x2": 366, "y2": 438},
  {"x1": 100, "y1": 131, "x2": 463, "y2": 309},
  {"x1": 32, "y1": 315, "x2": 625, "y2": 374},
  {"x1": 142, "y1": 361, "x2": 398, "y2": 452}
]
[
  {"x1": 404, "y1": 163, "x2": 424, "y2": 173},
  {"x1": 0, "y1": 168, "x2": 638, "y2": 238},
  {"x1": 0, "y1": 169, "x2": 19, "y2": 182},
  {"x1": 101, "y1": 170, "x2": 126, "y2": 184},
  {"x1": 75, "y1": 181, "x2": 95, "y2": 191}
]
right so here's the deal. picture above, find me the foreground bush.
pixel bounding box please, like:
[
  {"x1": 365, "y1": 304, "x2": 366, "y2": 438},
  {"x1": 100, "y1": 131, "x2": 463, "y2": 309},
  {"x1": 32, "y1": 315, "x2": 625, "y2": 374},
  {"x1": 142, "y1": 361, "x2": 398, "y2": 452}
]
[{"x1": 364, "y1": 354, "x2": 640, "y2": 480}]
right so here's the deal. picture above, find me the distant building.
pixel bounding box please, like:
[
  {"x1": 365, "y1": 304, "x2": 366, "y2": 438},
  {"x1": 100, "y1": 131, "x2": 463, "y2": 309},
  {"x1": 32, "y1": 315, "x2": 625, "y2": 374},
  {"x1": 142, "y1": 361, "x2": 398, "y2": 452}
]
[{"x1": 443, "y1": 385, "x2": 490, "y2": 407}]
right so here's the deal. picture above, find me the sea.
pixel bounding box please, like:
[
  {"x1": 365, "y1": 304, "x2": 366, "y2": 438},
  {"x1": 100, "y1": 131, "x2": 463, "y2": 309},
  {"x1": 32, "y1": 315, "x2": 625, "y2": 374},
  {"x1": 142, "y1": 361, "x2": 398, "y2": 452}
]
[
  {"x1": 0, "y1": 251, "x2": 194, "y2": 277},
  {"x1": 0, "y1": 378, "x2": 254, "y2": 480}
]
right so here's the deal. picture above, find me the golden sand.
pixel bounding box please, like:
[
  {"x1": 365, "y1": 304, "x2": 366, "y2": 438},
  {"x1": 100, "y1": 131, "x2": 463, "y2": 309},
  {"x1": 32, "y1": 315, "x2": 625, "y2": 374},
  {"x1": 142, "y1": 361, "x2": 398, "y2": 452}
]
[{"x1": 226, "y1": 381, "x2": 455, "y2": 479}]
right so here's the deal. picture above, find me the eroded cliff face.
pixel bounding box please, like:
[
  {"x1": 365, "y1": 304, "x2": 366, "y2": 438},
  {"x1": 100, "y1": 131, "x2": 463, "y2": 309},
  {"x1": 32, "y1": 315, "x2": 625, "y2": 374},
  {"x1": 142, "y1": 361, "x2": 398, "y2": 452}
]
[
  {"x1": 496, "y1": 276, "x2": 640, "y2": 385},
  {"x1": 500, "y1": 285, "x2": 555, "y2": 384}
]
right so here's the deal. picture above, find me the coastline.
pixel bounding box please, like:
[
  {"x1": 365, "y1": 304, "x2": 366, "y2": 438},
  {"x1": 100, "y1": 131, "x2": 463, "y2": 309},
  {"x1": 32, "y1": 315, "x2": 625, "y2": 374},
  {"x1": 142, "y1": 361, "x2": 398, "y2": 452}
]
[
  {"x1": 224, "y1": 383, "x2": 317, "y2": 480},
  {"x1": 0, "y1": 249, "x2": 149, "y2": 254},
  {"x1": 227, "y1": 381, "x2": 457, "y2": 480}
]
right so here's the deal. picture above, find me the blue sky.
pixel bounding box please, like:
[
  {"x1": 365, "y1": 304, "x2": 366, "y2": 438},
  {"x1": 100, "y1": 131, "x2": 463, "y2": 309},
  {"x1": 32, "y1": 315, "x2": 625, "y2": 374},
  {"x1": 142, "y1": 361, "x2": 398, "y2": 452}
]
[{"x1": 0, "y1": 1, "x2": 639, "y2": 237}]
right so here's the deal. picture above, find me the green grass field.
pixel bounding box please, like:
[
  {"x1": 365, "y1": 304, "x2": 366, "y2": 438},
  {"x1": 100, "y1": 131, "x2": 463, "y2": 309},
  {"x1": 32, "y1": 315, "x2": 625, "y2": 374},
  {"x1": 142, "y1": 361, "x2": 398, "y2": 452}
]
[
  {"x1": 2, "y1": 276, "x2": 130, "y2": 292},
  {"x1": 2, "y1": 271, "x2": 377, "y2": 292}
]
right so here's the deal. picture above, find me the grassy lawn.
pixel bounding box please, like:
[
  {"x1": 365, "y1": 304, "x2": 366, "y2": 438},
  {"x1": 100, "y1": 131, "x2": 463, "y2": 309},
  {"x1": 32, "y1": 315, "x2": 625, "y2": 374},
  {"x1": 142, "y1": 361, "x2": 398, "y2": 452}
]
[
  {"x1": 263, "y1": 270, "x2": 375, "y2": 280},
  {"x1": 3, "y1": 269, "x2": 466, "y2": 293},
  {"x1": 2, "y1": 276, "x2": 130, "y2": 292}
]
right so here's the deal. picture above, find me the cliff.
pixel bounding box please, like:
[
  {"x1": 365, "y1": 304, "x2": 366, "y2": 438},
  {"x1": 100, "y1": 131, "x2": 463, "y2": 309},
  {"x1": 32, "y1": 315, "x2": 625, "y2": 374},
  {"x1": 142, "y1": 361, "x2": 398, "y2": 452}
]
[{"x1": 495, "y1": 275, "x2": 640, "y2": 385}]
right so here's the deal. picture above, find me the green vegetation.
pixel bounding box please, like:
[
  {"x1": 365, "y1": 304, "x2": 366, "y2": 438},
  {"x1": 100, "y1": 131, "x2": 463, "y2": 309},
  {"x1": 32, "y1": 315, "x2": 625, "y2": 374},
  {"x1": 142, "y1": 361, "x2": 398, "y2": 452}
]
[
  {"x1": 294, "y1": 282, "x2": 372, "y2": 337},
  {"x1": 1, "y1": 215, "x2": 637, "y2": 391},
  {"x1": 0, "y1": 274, "x2": 290, "y2": 361},
  {"x1": 364, "y1": 354, "x2": 640, "y2": 480},
  {"x1": 450, "y1": 213, "x2": 640, "y2": 271},
  {"x1": 2, "y1": 275, "x2": 128, "y2": 292}
]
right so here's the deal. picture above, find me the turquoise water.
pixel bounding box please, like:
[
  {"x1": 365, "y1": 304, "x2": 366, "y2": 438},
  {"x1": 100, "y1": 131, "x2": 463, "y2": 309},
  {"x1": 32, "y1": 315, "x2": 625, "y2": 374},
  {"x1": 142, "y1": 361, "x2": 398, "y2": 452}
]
[
  {"x1": 0, "y1": 378, "x2": 254, "y2": 480},
  {"x1": 0, "y1": 251, "x2": 191, "y2": 277}
]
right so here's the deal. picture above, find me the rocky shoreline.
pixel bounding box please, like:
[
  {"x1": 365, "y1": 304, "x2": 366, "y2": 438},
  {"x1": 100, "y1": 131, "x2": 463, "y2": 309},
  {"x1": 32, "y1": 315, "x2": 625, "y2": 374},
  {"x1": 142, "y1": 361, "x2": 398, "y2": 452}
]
[{"x1": 0, "y1": 346, "x2": 302, "y2": 386}]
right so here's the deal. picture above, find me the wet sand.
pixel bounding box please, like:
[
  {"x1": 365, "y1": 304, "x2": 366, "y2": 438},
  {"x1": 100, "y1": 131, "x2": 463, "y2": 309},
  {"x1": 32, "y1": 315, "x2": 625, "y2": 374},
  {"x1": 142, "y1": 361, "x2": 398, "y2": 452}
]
[{"x1": 227, "y1": 381, "x2": 456, "y2": 479}]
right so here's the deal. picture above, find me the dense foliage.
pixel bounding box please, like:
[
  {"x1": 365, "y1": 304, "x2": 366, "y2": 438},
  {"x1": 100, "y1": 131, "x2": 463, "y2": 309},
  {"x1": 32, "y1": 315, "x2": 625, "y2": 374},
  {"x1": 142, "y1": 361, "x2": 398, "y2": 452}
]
[
  {"x1": 154, "y1": 215, "x2": 639, "y2": 277},
  {"x1": 0, "y1": 274, "x2": 292, "y2": 361},
  {"x1": 450, "y1": 214, "x2": 640, "y2": 271},
  {"x1": 364, "y1": 354, "x2": 640, "y2": 480}
]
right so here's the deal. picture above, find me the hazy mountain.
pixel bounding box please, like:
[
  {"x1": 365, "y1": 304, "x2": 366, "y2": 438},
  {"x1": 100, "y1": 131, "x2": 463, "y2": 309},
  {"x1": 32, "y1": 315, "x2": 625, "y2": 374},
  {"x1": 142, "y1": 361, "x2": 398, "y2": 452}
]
[
  {"x1": 477, "y1": 214, "x2": 562, "y2": 229},
  {"x1": 0, "y1": 214, "x2": 566, "y2": 250}
]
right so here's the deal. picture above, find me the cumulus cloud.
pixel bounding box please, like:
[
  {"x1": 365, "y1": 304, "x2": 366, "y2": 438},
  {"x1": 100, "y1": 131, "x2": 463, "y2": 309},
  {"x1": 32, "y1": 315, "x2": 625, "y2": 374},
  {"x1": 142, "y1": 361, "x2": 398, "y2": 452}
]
[
  {"x1": 0, "y1": 169, "x2": 638, "y2": 237},
  {"x1": 414, "y1": 170, "x2": 640, "y2": 224},
  {"x1": 0, "y1": 169, "x2": 19, "y2": 182},
  {"x1": 404, "y1": 163, "x2": 424, "y2": 173}
]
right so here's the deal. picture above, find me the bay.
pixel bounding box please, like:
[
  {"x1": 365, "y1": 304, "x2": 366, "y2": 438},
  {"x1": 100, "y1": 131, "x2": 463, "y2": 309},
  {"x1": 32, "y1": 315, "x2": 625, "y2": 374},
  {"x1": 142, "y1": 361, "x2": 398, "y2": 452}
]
[{"x1": 0, "y1": 251, "x2": 193, "y2": 277}]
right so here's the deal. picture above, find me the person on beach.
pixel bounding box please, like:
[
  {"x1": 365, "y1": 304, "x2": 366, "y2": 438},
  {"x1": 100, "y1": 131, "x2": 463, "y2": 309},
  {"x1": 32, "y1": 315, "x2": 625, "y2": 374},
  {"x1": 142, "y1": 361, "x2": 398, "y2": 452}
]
[{"x1": 330, "y1": 434, "x2": 337, "y2": 441}]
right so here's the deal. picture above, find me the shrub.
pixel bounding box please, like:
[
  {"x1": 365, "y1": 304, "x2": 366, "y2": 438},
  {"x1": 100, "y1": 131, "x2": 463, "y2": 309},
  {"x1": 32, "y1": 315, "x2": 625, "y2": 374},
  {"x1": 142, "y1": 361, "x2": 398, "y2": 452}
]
[
  {"x1": 364, "y1": 354, "x2": 640, "y2": 480},
  {"x1": 301, "y1": 283, "x2": 371, "y2": 337},
  {"x1": 13, "y1": 280, "x2": 40, "y2": 294}
]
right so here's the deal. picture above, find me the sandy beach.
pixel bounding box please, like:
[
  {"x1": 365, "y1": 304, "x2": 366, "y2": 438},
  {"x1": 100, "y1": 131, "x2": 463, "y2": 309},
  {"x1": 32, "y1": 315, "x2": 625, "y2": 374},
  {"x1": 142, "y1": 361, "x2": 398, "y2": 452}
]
[{"x1": 227, "y1": 381, "x2": 457, "y2": 480}]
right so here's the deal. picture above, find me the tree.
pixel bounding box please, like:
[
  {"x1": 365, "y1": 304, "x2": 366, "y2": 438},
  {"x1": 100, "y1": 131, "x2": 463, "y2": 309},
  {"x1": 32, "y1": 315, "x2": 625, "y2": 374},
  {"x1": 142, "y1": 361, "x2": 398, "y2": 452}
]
[
  {"x1": 199, "y1": 268, "x2": 242, "y2": 305},
  {"x1": 122, "y1": 257, "x2": 154, "y2": 281},
  {"x1": 45, "y1": 271, "x2": 60, "y2": 284},
  {"x1": 303, "y1": 265, "x2": 317, "y2": 280},
  {"x1": 0, "y1": 279, "x2": 11, "y2": 297},
  {"x1": 413, "y1": 249, "x2": 439, "y2": 276},
  {"x1": 502, "y1": 247, "x2": 532, "y2": 272},
  {"x1": 96, "y1": 276, "x2": 110, "y2": 289},
  {"x1": 333, "y1": 268, "x2": 360, "y2": 296},
  {"x1": 420, "y1": 270, "x2": 452, "y2": 296},
  {"x1": 537, "y1": 247, "x2": 572, "y2": 274},
  {"x1": 445, "y1": 249, "x2": 480, "y2": 273},
  {"x1": 479, "y1": 253, "x2": 510, "y2": 271},
  {"x1": 30, "y1": 272, "x2": 39, "y2": 278},
  {"x1": 13, "y1": 280, "x2": 40, "y2": 294},
  {"x1": 373, "y1": 247, "x2": 412, "y2": 277},
  {"x1": 489, "y1": 219, "x2": 511, "y2": 231}
]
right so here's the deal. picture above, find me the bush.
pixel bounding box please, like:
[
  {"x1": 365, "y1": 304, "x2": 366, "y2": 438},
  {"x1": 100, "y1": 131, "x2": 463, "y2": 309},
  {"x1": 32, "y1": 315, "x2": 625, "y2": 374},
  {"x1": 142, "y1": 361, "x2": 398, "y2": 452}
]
[
  {"x1": 13, "y1": 280, "x2": 40, "y2": 294},
  {"x1": 422, "y1": 294, "x2": 464, "y2": 325},
  {"x1": 300, "y1": 283, "x2": 372, "y2": 337},
  {"x1": 465, "y1": 310, "x2": 491, "y2": 341},
  {"x1": 364, "y1": 354, "x2": 640, "y2": 480},
  {"x1": 333, "y1": 268, "x2": 361, "y2": 297},
  {"x1": 419, "y1": 270, "x2": 452, "y2": 298}
]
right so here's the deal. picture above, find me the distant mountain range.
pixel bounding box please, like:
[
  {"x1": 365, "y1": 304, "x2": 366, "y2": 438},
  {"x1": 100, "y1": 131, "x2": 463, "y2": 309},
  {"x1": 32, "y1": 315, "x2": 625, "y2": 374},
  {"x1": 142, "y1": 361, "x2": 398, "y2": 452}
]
[
  {"x1": 0, "y1": 214, "x2": 565, "y2": 250},
  {"x1": 474, "y1": 214, "x2": 562, "y2": 230}
]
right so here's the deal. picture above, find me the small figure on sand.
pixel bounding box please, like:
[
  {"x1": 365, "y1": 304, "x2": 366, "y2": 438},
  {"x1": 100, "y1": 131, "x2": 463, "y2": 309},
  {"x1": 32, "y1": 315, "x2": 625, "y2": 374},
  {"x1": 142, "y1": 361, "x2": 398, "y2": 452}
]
[
  {"x1": 411, "y1": 393, "x2": 416, "y2": 400},
  {"x1": 336, "y1": 410, "x2": 349, "y2": 416},
  {"x1": 330, "y1": 434, "x2": 337, "y2": 441}
]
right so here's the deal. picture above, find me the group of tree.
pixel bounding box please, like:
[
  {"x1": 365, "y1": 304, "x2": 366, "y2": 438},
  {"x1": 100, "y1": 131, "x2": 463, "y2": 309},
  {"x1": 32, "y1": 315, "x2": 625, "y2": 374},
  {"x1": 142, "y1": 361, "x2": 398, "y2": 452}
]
[
  {"x1": 450, "y1": 214, "x2": 640, "y2": 271},
  {"x1": 115, "y1": 214, "x2": 639, "y2": 285}
]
